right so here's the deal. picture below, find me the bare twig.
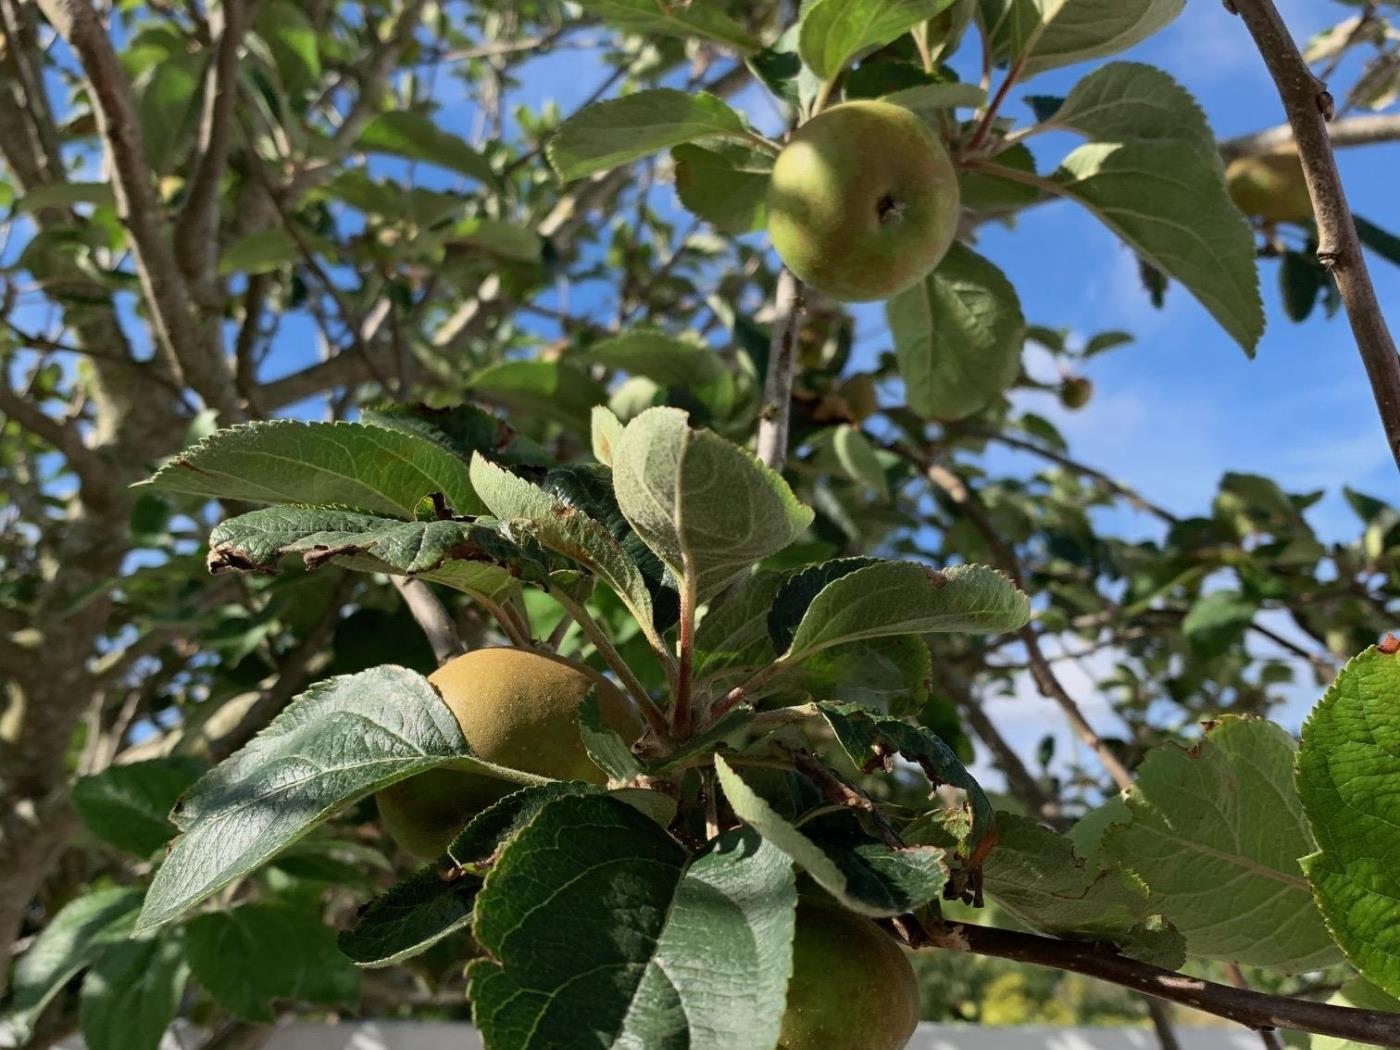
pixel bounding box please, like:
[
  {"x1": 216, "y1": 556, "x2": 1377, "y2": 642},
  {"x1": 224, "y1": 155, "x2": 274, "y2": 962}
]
[
  {"x1": 1231, "y1": 0, "x2": 1400, "y2": 475},
  {"x1": 925, "y1": 920, "x2": 1400, "y2": 1044},
  {"x1": 1145, "y1": 996, "x2": 1184, "y2": 1050},
  {"x1": 392, "y1": 578, "x2": 465, "y2": 665},
  {"x1": 756, "y1": 268, "x2": 804, "y2": 471}
]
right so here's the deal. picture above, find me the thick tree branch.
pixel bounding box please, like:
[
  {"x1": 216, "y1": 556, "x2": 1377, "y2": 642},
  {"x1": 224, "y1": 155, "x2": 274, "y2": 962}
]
[
  {"x1": 0, "y1": 382, "x2": 113, "y2": 501},
  {"x1": 757, "y1": 268, "x2": 804, "y2": 471},
  {"x1": 924, "y1": 921, "x2": 1400, "y2": 1045},
  {"x1": 1230, "y1": 0, "x2": 1400, "y2": 475},
  {"x1": 1219, "y1": 113, "x2": 1400, "y2": 161}
]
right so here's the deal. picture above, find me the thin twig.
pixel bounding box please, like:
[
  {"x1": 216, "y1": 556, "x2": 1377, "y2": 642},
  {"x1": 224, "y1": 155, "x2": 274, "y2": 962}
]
[
  {"x1": 756, "y1": 268, "x2": 803, "y2": 471},
  {"x1": 392, "y1": 578, "x2": 465, "y2": 665},
  {"x1": 1231, "y1": 0, "x2": 1400, "y2": 475},
  {"x1": 924, "y1": 920, "x2": 1400, "y2": 1044}
]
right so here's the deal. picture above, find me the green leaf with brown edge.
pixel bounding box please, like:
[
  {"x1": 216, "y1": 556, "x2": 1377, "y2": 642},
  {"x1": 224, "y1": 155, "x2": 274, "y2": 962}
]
[
  {"x1": 1299, "y1": 646, "x2": 1400, "y2": 997},
  {"x1": 715, "y1": 755, "x2": 947, "y2": 916},
  {"x1": 141, "y1": 420, "x2": 485, "y2": 518},
  {"x1": 887, "y1": 242, "x2": 1026, "y2": 421},
  {"x1": 815, "y1": 701, "x2": 996, "y2": 865}
]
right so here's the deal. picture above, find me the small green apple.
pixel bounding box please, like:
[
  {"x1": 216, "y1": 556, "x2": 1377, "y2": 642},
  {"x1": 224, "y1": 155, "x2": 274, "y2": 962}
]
[
  {"x1": 778, "y1": 902, "x2": 920, "y2": 1050},
  {"x1": 1060, "y1": 376, "x2": 1093, "y2": 411},
  {"x1": 766, "y1": 100, "x2": 960, "y2": 302},
  {"x1": 1226, "y1": 150, "x2": 1312, "y2": 225}
]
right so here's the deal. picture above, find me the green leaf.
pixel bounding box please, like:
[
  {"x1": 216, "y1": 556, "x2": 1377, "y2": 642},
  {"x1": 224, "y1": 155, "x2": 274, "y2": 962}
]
[
  {"x1": 136, "y1": 667, "x2": 516, "y2": 932},
  {"x1": 71, "y1": 757, "x2": 202, "y2": 857},
  {"x1": 452, "y1": 217, "x2": 542, "y2": 262},
  {"x1": 1313, "y1": 979, "x2": 1400, "y2": 1050},
  {"x1": 1280, "y1": 251, "x2": 1325, "y2": 323},
  {"x1": 579, "y1": 689, "x2": 644, "y2": 780},
  {"x1": 1101, "y1": 717, "x2": 1338, "y2": 971},
  {"x1": 1299, "y1": 646, "x2": 1400, "y2": 996},
  {"x1": 591, "y1": 406, "x2": 625, "y2": 466},
  {"x1": 4, "y1": 888, "x2": 143, "y2": 1043},
  {"x1": 790, "y1": 634, "x2": 932, "y2": 711},
  {"x1": 208, "y1": 507, "x2": 522, "y2": 602},
  {"x1": 715, "y1": 756, "x2": 946, "y2": 916},
  {"x1": 1045, "y1": 64, "x2": 1263, "y2": 353},
  {"x1": 340, "y1": 783, "x2": 594, "y2": 968},
  {"x1": 79, "y1": 933, "x2": 188, "y2": 1050},
  {"x1": 816, "y1": 702, "x2": 996, "y2": 865},
  {"x1": 468, "y1": 360, "x2": 607, "y2": 435},
  {"x1": 16, "y1": 181, "x2": 116, "y2": 212},
  {"x1": 800, "y1": 0, "x2": 957, "y2": 81},
  {"x1": 578, "y1": 331, "x2": 736, "y2": 416},
  {"x1": 575, "y1": 0, "x2": 762, "y2": 53},
  {"x1": 468, "y1": 792, "x2": 797, "y2": 1050},
  {"x1": 184, "y1": 904, "x2": 358, "y2": 1022},
  {"x1": 979, "y1": 0, "x2": 1184, "y2": 76},
  {"x1": 884, "y1": 83, "x2": 988, "y2": 111},
  {"x1": 768, "y1": 558, "x2": 880, "y2": 654},
  {"x1": 832, "y1": 425, "x2": 890, "y2": 500},
  {"x1": 612, "y1": 407, "x2": 814, "y2": 603},
  {"x1": 887, "y1": 242, "x2": 1025, "y2": 420},
  {"x1": 218, "y1": 228, "x2": 299, "y2": 275},
  {"x1": 469, "y1": 455, "x2": 658, "y2": 640},
  {"x1": 135, "y1": 53, "x2": 205, "y2": 170},
  {"x1": 1181, "y1": 589, "x2": 1258, "y2": 658},
  {"x1": 547, "y1": 89, "x2": 750, "y2": 182},
  {"x1": 672, "y1": 142, "x2": 772, "y2": 235},
  {"x1": 1356, "y1": 216, "x2": 1400, "y2": 269},
  {"x1": 357, "y1": 111, "x2": 494, "y2": 184},
  {"x1": 981, "y1": 813, "x2": 1184, "y2": 968},
  {"x1": 254, "y1": 0, "x2": 321, "y2": 94},
  {"x1": 780, "y1": 561, "x2": 1030, "y2": 664},
  {"x1": 695, "y1": 569, "x2": 787, "y2": 685},
  {"x1": 141, "y1": 420, "x2": 485, "y2": 518}
]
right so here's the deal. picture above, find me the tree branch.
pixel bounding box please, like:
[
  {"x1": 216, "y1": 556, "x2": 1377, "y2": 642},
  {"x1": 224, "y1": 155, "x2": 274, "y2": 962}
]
[
  {"x1": 392, "y1": 577, "x2": 465, "y2": 666},
  {"x1": 1219, "y1": 112, "x2": 1400, "y2": 161},
  {"x1": 756, "y1": 268, "x2": 803, "y2": 471},
  {"x1": 1231, "y1": 0, "x2": 1400, "y2": 475},
  {"x1": 0, "y1": 382, "x2": 112, "y2": 501},
  {"x1": 923, "y1": 920, "x2": 1400, "y2": 1045}
]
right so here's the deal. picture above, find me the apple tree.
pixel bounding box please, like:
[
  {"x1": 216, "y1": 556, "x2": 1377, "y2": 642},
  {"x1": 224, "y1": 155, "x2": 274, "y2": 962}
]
[{"x1": 4, "y1": 1, "x2": 1400, "y2": 1049}]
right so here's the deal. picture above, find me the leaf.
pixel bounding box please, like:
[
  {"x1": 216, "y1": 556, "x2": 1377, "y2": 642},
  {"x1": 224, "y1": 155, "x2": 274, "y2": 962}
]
[
  {"x1": 578, "y1": 331, "x2": 736, "y2": 416},
  {"x1": 141, "y1": 420, "x2": 484, "y2": 518},
  {"x1": 1181, "y1": 589, "x2": 1258, "y2": 658},
  {"x1": 611, "y1": 407, "x2": 814, "y2": 603},
  {"x1": 16, "y1": 181, "x2": 116, "y2": 212},
  {"x1": 575, "y1": 0, "x2": 762, "y2": 53},
  {"x1": 357, "y1": 111, "x2": 494, "y2": 184},
  {"x1": 981, "y1": 813, "x2": 1184, "y2": 968},
  {"x1": 467, "y1": 793, "x2": 797, "y2": 1050},
  {"x1": 4, "y1": 888, "x2": 143, "y2": 1043},
  {"x1": 254, "y1": 0, "x2": 321, "y2": 94},
  {"x1": 979, "y1": 0, "x2": 1184, "y2": 77},
  {"x1": 207, "y1": 507, "x2": 522, "y2": 602},
  {"x1": 1101, "y1": 717, "x2": 1338, "y2": 971},
  {"x1": 218, "y1": 228, "x2": 299, "y2": 275},
  {"x1": 71, "y1": 757, "x2": 202, "y2": 857},
  {"x1": 340, "y1": 783, "x2": 595, "y2": 968},
  {"x1": 816, "y1": 702, "x2": 996, "y2": 865},
  {"x1": 800, "y1": 0, "x2": 957, "y2": 81},
  {"x1": 886, "y1": 242, "x2": 1025, "y2": 420},
  {"x1": 548, "y1": 89, "x2": 751, "y2": 182},
  {"x1": 452, "y1": 217, "x2": 542, "y2": 262},
  {"x1": 715, "y1": 756, "x2": 946, "y2": 916},
  {"x1": 672, "y1": 142, "x2": 772, "y2": 236},
  {"x1": 695, "y1": 569, "x2": 787, "y2": 683},
  {"x1": 1298, "y1": 646, "x2": 1400, "y2": 996},
  {"x1": 768, "y1": 558, "x2": 880, "y2": 654},
  {"x1": 184, "y1": 904, "x2": 359, "y2": 1022},
  {"x1": 790, "y1": 634, "x2": 932, "y2": 711},
  {"x1": 579, "y1": 690, "x2": 644, "y2": 780},
  {"x1": 780, "y1": 561, "x2": 1030, "y2": 664},
  {"x1": 591, "y1": 406, "x2": 625, "y2": 466},
  {"x1": 468, "y1": 360, "x2": 607, "y2": 435},
  {"x1": 1044, "y1": 64, "x2": 1263, "y2": 353},
  {"x1": 79, "y1": 933, "x2": 188, "y2": 1050},
  {"x1": 1356, "y1": 215, "x2": 1400, "y2": 269},
  {"x1": 136, "y1": 667, "x2": 510, "y2": 932},
  {"x1": 1280, "y1": 250, "x2": 1325, "y2": 323},
  {"x1": 469, "y1": 455, "x2": 658, "y2": 640},
  {"x1": 832, "y1": 425, "x2": 890, "y2": 500},
  {"x1": 135, "y1": 52, "x2": 205, "y2": 170},
  {"x1": 883, "y1": 82, "x2": 989, "y2": 111}
]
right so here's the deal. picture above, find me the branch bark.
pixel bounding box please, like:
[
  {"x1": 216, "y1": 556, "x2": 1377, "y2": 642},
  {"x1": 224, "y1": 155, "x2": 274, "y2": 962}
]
[
  {"x1": 392, "y1": 578, "x2": 466, "y2": 666},
  {"x1": 756, "y1": 268, "x2": 804, "y2": 472},
  {"x1": 1219, "y1": 112, "x2": 1400, "y2": 160},
  {"x1": 1231, "y1": 0, "x2": 1400, "y2": 475},
  {"x1": 925, "y1": 921, "x2": 1400, "y2": 1045}
]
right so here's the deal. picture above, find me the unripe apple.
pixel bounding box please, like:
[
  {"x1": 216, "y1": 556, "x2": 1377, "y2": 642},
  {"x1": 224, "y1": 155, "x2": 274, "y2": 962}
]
[
  {"x1": 778, "y1": 902, "x2": 920, "y2": 1050},
  {"x1": 1226, "y1": 150, "x2": 1312, "y2": 225},
  {"x1": 376, "y1": 647, "x2": 642, "y2": 858},
  {"x1": 766, "y1": 100, "x2": 960, "y2": 302},
  {"x1": 1059, "y1": 376, "x2": 1093, "y2": 411}
]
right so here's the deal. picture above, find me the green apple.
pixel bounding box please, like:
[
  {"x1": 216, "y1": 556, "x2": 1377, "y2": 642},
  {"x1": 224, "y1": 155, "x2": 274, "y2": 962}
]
[
  {"x1": 1060, "y1": 376, "x2": 1093, "y2": 411},
  {"x1": 376, "y1": 647, "x2": 642, "y2": 858},
  {"x1": 766, "y1": 100, "x2": 960, "y2": 302},
  {"x1": 1226, "y1": 150, "x2": 1312, "y2": 224},
  {"x1": 779, "y1": 902, "x2": 921, "y2": 1050}
]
